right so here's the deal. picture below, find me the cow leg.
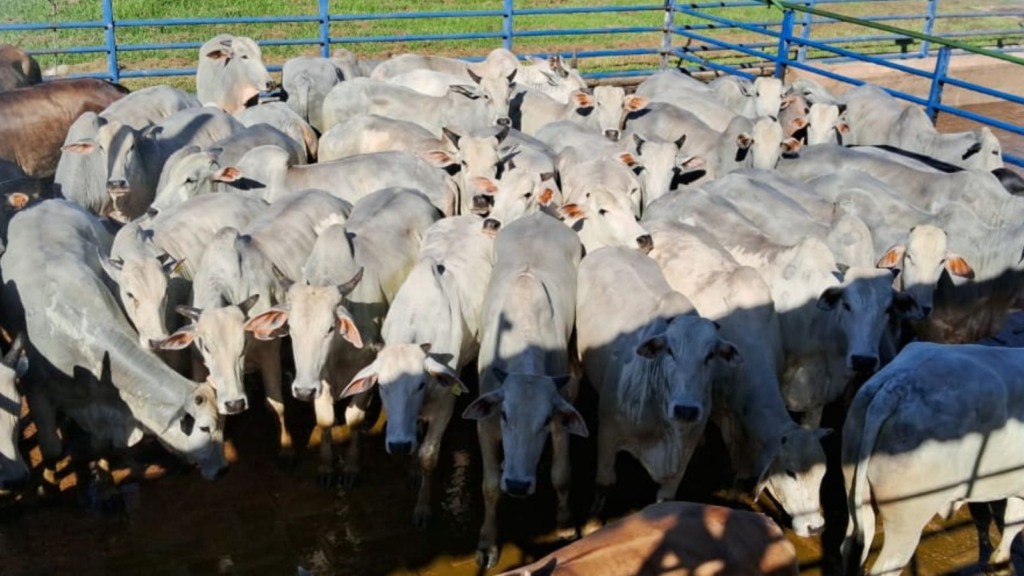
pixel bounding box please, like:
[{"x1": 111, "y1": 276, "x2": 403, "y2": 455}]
[
  {"x1": 869, "y1": 500, "x2": 936, "y2": 576},
  {"x1": 339, "y1": 392, "x2": 371, "y2": 489},
  {"x1": 27, "y1": 389, "x2": 61, "y2": 496},
  {"x1": 991, "y1": 496, "x2": 1024, "y2": 565},
  {"x1": 476, "y1": 422, "x2": 502, "y2": 569},
  {"x1": 591, "y1": 421, "x2": 618, "y2": 518},
  {"x1": 551, "y1": 422, "x2": 573, "y2": 532},
  {"x1": 970, "y1": 501, "x2": 996, "y2": 564},
  {"x1": 799, "y1": 405, "x2": 825, "y2": 429},
  {"x1": 258, "y1": 340, "x2": 293, "y2": 465},
  {"x1": 313, "y1": 390, "x2": 336, "y2": 488},
  {"x1": 414, "y1": 404, "x2": 452, "y2": 530}
]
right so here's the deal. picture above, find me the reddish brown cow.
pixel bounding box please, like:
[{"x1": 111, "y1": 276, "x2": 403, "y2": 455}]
[
  {"x1": 498, "y1": 502, "x2": 799, "y2": 576},
  {"x1": 0, "y1": 45, "x2": 41, "y2": 92},
  {"x1": 0, "y1": 78, "x2": 129, "y2": 178}
]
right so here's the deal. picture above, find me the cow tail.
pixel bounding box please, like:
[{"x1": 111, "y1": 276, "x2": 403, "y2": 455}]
[{"x1": 847, "y1": 379, "x2": 902, "y2": 572}]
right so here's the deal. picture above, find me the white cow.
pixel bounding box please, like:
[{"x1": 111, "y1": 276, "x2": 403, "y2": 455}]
[
  {"x1": 462, "y1": 212, "x2": 587, "y2": 568},
  {"x1": 0, "y1": 335, "x2": 28, "y2": 494},
  {"x1": 576, "y1": 246, "x2": 741, "y2": 512},
  {"x1": 843, "y1": 343, "x2": 1024, "y2": 575},
  {"x1": 196, "y1": 34, "x2": 274, "y2": 115},
  {"x1": 340, "y1": 216, "x2": 494, "y2": 528}
]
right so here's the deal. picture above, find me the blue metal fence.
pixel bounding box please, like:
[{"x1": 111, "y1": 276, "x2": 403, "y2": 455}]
[{"x1": 1, "y1": 0, "x2": 1021, "y2": 167}]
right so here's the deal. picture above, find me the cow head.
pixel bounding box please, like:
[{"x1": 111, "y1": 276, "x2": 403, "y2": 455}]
[
  {"x1": 172, "y1": 380, "x2": 228, "y2": 481},
  {"x1": 463, "y1": 368, "x2": 587, "y2": 496},
  {"x1": 752, "y1": 76, "x2": 784, "y2": 119},
  {"x1": 806, "y1": 103, "x2": 847, "y2": 146},
  {"x1": 0, "y1": 334, "x2": 29, "y2": 495},
  {"x1": 341, "y1": 343, "x2": 468, "y2": 456},
  {"x1": 558, "y1": 188, "x2": 651, "y2": 254},
  {"x1": 755, "y1": 426, "x2": 829, "y2": 538},
  {"x1": 199, "y1": 35, "x2": 274, "y2": 113},
  {"x1": 156, "y1": 295, "x2": 261, "y2": 415},
  {"x1": 102, "y1": 243, "x2": 186, "y2": 350},
  {"x1": 467, "y1": 68, "x2": 518, "y2": 128},
  {"x1": 471, "y1": 171, "x2": 561, "y2": 226},
  {"x1": 245, "y1": 268, "x2": 363, "y2": 402},
  {"x1": 630, "y1": 133, "x2": 704, "y2": 206},
  {"x1": 153, "y1": 149, "x2": 240, "y2": 211},
  {"x1": 875, "y1": 225, "x2": 974, "y2": 317},
  {"x1": 817, "y1": 266, "x2": 924, "y2": 375}
]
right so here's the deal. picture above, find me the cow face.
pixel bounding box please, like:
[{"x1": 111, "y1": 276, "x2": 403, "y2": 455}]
[
  {"x1": 806, "y1": 103, "x2": 846, "y2": 146},
  {"x1": 749, "y1": 118, "x2": 797, "y2": 170},
  {"x1": 154, "y1": 150, "x2": 239, "y2": 210},
  {"x1": 467, "y1": 68, "x2": 517, "y2": 128},
  {"x1": 472, "y1": 171, "x2": 560, "y2": 226},
  {"x1": 592, "y1": 86, "x2": 649, "y2": 141},
  {"x1": 463, "y1": 368, "x2": 587, "y2": 496},
  {"x1": 631, "y1": 134, "x2": 703, "y2": 207},
  {"x1": 104, "y1": 248, "x2": 184, "y2": 349},
  {"x1": 340, "y1": 343, "x2": 468, "y2": 455},
  {"x1": 0, "y1": 335, "x2": 28, "y2": 495},
  {"x1": 203, "y1": 36, "x2": 274, "y2": 113},
  {"x1": 173, "y1": 381, "x2": 228, "y2": 481},
  {"x1": 752, "y1": 76, "x2": 784, "y2": 120},
  {"x1": 634, "y1": 316, "x2": 741, "y2": 424},
  {"x1": 245, "y1": 270, "x2": 363, "y2": 402},
  {"x1": 875, "y1": 225, "x2": 975, "y2": 316},
  {"x1": 817, "y1": 267, "x2": 924, "y2": 375},
  {"x1": 757, "y1": 426, "x2": 829, "y2": 538},
  {"x1": 157, "y1": 295, "x2": 259, "y2": 415},
  {"x1": 558, "y1": 188, "x2": 652, "y2": 254}
]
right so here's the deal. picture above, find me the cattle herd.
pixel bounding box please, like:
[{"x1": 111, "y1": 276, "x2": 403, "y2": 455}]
[{"x1": 1, "y1": 33, "x2": 1024, "y2": 575}]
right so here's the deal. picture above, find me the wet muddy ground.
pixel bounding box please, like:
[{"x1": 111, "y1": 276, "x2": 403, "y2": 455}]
[{"x1": 0, "y1": 368, "x2": 1010, "y2": 576}]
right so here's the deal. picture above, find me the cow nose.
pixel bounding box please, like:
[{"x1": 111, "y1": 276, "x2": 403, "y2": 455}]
[
  {"x1": 292, "y1": 386, "x2": 316, "y2": 402},
  {"x1": 921, "y1": 305, "x2": 932, "y2": 317},
  {"x1": 223, "y1": 398, "x2": 247, "y2": 414},
  {"x1": 496, "y1": 117, "x2": 511, "y2": 127},
  {"x1": 472, "y1": 194, "x2": 494, "y2": 214},
  {"x1": 482, "y1": 218, "x2": 502, "y2": 236},
  {"x1": 505, "y1": 479, "x2": 532, "y2": 497},
  {"x1": 636, "y1": 234, "x2": 653, "y2": 254},
  {"x1": 672, "y1": 404, "x2": 701, "y2": 422},
  {"x1": 107, "y1": 179, "x2": 128, "y2": 191},
  {"x1": 808, "y1": 523, "x2": 825, "y2": 536},
  {"x1": 850, "y1": 355, "x2": 878, "y2": 374},
  {"x1": 604, "y1": 129, "x2": 621, "y2": 141},
  {"x1": 387, "y1": 440, "x2": 414, "y2": 455}
]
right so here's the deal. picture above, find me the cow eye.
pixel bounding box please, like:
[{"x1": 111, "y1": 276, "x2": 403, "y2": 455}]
[
  {"x1": 598, "y1": 208, "x2": 608, "y2": 216},
  {"x1": 125, "y1": 292, "x2": 136, "y2": 301},
  {"x1": 185, "y1": 177, "x2": 197, "y2": 184},
  {"x1": 523, "y1": 192, "x2": 533, "y2": 199},
  {"x1": 194, "y1": 395, "x2": 205, "y2": 406},
  {"x1": 841, "y1": 302, "x2": 851, "y2": 312},
  {"x1": 905, "y1": 253, "x2": 914, "y2": 264},
  {"x1": 418, "y1": 381, "x2": 427, "y2": 391},
  {"x1": 327, "y1": 324, "x2": 335, "y2": 335},
  {"x1": 786, "y1": 469, "x2": 797, "y2": 480},
  {"x1": 199, "y1": 425, "x2": 211, "y2": 433}
]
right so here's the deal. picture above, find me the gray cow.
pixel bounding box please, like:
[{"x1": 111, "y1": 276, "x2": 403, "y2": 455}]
[
  {"x1": 1, "y1": 200, "x2": 227, "y2": 484},
  {"x1": 576, "y1": 246, "x2": 741, "y2": 514},
  {"x1": 282, "y1": 56, "x2": 347, "y2": 132},
  {"x1": 245, "y1": 188, "x2": 441, "y2": 487},
  {"x1": 341, "y1": 215, "x2": 494, "y2": 528},
  {"x1": 462, "y1": 212, "x2": 587, "y2": 568},
  {"x1": 0, "y1": 335, "x2": 28, "y2": 494}
]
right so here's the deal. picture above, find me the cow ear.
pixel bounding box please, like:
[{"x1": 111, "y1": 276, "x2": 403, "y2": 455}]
[
  {"x1": 6, "y1": 192, "x2": 30, "y2": 211},
  {"x1": 714, "y1": 340, "x2": 743, "y2": 367},
  {"x1": 737, "y1": 133, "x2": 754, "y2": 149},
  {"x1": 205, "y1": 48, "x2": 232, "y2": 61},
  {"x1": 786, "y1": 116, "x2": 808, "y2": 135},
  {"x1": 636, "y1": 336, "x2": 668, "y2": 358},
  {"x1": 441, "y1": 127, "x2": 462, "y2": 150},
  {"x1": 538, "y1": 185, "x2": 557, "y2": 206},
  {"x1": 421, "y1": 150, "x2": 461, "y2": 172},
  {"x1": 779, "y1": 93, "x2": 799, "y2": 110},
  {"x1": 339, "y1": 361, "x2": 379, "y2": 399},
  {"x1": 335, "y1": 306, "x2": 363, "y2": 349},
  {"x1": 617, "y1": 152, "x2": 638, "y2": 167},
  {"x1": 836, "y1": 121, "x2": 850, "y2": 134},
  {"x1": 62, "y1": 140, "x2": 98, "y2": 154},
  {"x1": 875, "y1": 244, "x2": 906, "y2": 269},
  {"x1": 467, "y1": 69, "x2": 483, "y2": 85},
  {"x1": 624, "y1": 95, "x2": 649, "y2": 112},
  {"x1": 425, "y1": 357, "x2": 470, "y2": 395},
  {"x1": 175, "y1": 305, "x2": 202, "y2": 321},
  {"x1": 945, "y1": 253, "x2": 975, "y2": 279},
  {"x1": 449, "y1": 84, "x2": 481, "y2": 99},
  {"x1": 213, "y1": 166, "x2": 241, "y2": 183},
  {"x1": 892, "y1": 291, "x2": 925, "y2": 320},
  {"x1": 462, "y1": 389, "x2": 504, "y2": 420},
  {"x1": 553, "y1": 396, "x2": 589, "y2": 437},
  {"x1": 243, "y1": 306, "x2": 290, "y2": 340},
  {"x1": 572, "y1": 91, "x2": 593, "y2": 109},
  {"x1": 154, "y1": 325, "x2": 195, "y2": 351},
  {"x1": 817, "y1": 287, "x2": 844, "y2": 311},
  {"x1": 679, "y1": 155, "x2": 704, "y2": 170},
  {"x1": 780, "y1": 137, "x2": 801, "y2": 159},
  {"x1": 557, "y1": 203, "x2": 585, "y2": 224},
  {"x1": 158, "y1": 253, "x2": 186, "y2": 277}
]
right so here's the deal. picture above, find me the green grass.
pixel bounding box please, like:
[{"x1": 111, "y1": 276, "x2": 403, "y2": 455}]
[{"x1": 1, "y1": 0, "x2": 1020, "y2": 90}]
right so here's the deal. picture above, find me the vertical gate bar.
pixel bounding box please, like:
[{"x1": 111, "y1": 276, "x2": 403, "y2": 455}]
[
  {"x1": 797, "y1": 0, "x2": 815, "y2": 63},
  {"x1": 503, "y1": 0, "x2": 514, "y2": 51},
  {"x1": 101, "y1": 0, "x2": 119, "y2": 82},
  {"x1": 920, "y1": 0, "x2": 937, "y2": 57},
  {"x1": 775, "y1": 8, "x2": 794, "y2": 80},
  {"x1": 319, "y1": 0, "x2": 330, "y2": 58},
  {"x1": 661, "y1": 0, "x2": 676, "y2": 69},
  {"x1": 926, "y1": 46, "x2": 951, "y2": 123}
]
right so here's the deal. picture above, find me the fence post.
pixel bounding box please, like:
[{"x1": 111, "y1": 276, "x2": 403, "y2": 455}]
[
  {"x1": 101, "y1": 0, "x2": 119, "y2": 82},
  {"x1": 775, "y1": 8, "x2": 794, "y2": 80},
  {"x1": 319, "y1": 0, "x2": 330, "y2": 58},
  {"x1": 920, "y1": 0, "x2": 937, "y2": 57},
  {"x1": 503, "y1": 0, "x2": 514, "y2": 51},
  {"x1": 661, "y1": 0, "x2": 676, "y2": 69},
  {"x1": 797, "y1": 0, "x2": 814, "y2": 63},
  {"x1": 926, "y1": 46, "x2": 951, "y2": 123}
]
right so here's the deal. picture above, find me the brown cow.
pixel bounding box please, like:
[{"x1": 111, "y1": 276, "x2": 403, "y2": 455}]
[
  {"x1": 497, "y1": 502, "x2": 799, "y2": 576},
  {"x1": 0, "y1": 78, "x2": 128, "y2": 178},
  {"x1": 0, "y1": 45, "x2": 41, "y2": 92}
]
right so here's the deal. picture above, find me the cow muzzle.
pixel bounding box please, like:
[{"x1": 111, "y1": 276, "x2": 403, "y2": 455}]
[
  {"x1": 292, "y1": 383, "x2": 319, "y2": 402},
  {"x1": 472, "y1": 194, "x2": 494, "y2": 215},
  {"x1": 107, "y1": 180, "x2": 130, "y2": 195},
  {"x1": 792, "y1": 513, "x2": 826, "y2": 538},
  {"x1": 672, "y1": 403, "x2": 701, "y2": 422},
  {"x1": 496, "y1": 117, "x2": 511, "y2": 127},
  {"x1": 604, "y1": 129, "x2": 621, "y2": 141},
  {"x1": 636, "y1": 234, "x2": 654, "y2": 254},
  {"x1": 222, "y1": 398, "x2": 248, "y2": 415},
  {"x1": 386, "y1": 440, "x2": 414, "y2": 455},
  {"x1": 503, "y1": 478, "x2": 534, "y2": 498}
]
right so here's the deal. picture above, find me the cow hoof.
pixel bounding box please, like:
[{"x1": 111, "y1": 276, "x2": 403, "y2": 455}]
[
  {"x1": 339, "y1": 471, "x2": 358, "y2": 490},
  {"x1": 317, "y1": 471, "x2": 337, "y2": 489},
  {"x1": 413, "y1": 508, "x2": 432, "y2": 531},
  {"x1": 476, "y1": 546, "x2": 500, "y2": 569}
]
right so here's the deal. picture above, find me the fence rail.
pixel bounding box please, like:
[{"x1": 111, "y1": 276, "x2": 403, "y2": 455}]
[{"x1": 1, "y1": 0, "x2": 1021, "y2": 167}]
